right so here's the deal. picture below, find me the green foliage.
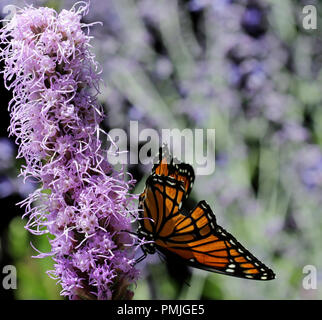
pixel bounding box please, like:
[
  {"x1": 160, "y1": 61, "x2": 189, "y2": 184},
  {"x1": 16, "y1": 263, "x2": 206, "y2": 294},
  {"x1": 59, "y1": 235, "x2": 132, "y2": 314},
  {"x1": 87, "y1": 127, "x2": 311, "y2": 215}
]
[{"x1": 8, "y1": 217, "x2": 61, "y2": 299}]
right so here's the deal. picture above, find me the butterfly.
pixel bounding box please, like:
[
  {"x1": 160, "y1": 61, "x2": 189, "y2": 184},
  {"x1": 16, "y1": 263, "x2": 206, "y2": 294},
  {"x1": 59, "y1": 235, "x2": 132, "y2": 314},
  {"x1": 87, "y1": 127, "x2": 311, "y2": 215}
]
[{"x1": 137, "y1": 145, "x2": 275, "y2": 280}]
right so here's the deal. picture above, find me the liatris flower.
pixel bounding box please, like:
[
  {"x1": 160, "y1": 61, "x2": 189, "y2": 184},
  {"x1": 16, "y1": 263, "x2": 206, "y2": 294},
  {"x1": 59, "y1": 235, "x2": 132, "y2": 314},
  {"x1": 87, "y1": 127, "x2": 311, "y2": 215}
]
[{"x1": 0, "y1": 2, "x2": 139, "y2": 300}]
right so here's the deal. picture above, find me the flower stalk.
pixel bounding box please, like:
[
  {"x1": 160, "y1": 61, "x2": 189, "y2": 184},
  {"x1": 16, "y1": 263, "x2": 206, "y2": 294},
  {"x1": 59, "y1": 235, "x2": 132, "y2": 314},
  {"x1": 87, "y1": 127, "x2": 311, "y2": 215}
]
[{"x1": 0, "y1": 2, "x2": 139, "y2": 300}]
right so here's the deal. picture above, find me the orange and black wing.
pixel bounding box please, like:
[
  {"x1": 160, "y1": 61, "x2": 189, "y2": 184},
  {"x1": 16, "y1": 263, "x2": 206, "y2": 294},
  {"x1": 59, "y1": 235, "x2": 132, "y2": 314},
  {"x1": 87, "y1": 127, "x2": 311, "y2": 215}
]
[
  {"x1": 152, "y1": 145, "x2": 195, "y2": 199},
  {"x1": 139, "y1": 175, "x2": 186, "y2": 235},
  {"x1": 152, "y1": 144, "x2": 172, "y2": 177},
  {"x1": 157, "y1": 201, "x2": 275, "y2": 280},
  {"x1": 141, "y1": 176, "x2": 275, "y2": 280}
]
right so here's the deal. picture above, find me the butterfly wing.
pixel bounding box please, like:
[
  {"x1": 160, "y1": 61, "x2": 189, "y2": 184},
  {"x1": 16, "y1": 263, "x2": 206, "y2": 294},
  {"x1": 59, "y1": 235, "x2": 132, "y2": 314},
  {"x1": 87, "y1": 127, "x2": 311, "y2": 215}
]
[
  {"x1": 157, "y1": 201, "x2": 275, "y2": 280},
  {"x1": 152, "y1": 145, "x2": 195, "y2": 199},
  {"x1": 140, "y1": 175, "x2": 275, "y2": 280},
  {"x1": 139, "y1": 175, "x2": 186, "y2": 235},
  {"x1": 152, "y1": 144, "x2": 172, "y2": 177}
]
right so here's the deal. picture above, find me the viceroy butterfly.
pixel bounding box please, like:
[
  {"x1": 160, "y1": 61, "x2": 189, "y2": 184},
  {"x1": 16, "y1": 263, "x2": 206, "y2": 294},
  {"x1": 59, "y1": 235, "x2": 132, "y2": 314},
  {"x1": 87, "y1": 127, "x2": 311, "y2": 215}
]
[{"x1": 137, "y1": 145, "x2": 275, "y2": 280}]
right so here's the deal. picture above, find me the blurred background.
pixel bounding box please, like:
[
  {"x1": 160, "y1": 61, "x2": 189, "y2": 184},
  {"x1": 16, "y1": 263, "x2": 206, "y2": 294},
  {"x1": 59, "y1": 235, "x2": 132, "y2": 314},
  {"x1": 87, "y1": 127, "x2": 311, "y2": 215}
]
[{"x1": 0, "y1": 0, "x2": 322, "y2": 300}]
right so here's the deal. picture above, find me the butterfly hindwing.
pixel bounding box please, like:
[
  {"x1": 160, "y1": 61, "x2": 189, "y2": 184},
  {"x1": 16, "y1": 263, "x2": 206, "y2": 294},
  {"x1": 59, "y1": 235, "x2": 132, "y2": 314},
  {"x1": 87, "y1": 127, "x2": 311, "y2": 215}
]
[{"x1": 155, "y1": 200, "x2": 275, "y2": 280}]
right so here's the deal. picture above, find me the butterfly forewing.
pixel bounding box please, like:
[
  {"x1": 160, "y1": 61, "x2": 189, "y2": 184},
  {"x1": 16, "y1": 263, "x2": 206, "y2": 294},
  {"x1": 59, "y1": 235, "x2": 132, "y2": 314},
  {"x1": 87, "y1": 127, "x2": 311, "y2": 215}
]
[
  {"x1": 152, "y1": 145, "x2": 195, "y2": 199},
  {"x1": 139, "y1": 175, "x2": 186, "y2": 236}
]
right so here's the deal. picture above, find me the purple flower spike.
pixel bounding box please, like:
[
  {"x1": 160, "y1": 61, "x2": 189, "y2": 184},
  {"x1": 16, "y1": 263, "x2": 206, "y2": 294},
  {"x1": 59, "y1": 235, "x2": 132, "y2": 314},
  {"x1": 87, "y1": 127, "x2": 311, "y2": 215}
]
[{"x1": 0, "y1": 2, "x2": 139, "y2": 300}]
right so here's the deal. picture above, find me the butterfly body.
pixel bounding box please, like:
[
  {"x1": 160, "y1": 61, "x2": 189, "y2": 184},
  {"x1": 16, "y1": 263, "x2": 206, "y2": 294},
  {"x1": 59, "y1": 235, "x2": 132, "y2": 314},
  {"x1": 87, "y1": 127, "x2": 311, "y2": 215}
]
[{"x1": 138, "y1": 146, "x2": 275, "y2": 281}]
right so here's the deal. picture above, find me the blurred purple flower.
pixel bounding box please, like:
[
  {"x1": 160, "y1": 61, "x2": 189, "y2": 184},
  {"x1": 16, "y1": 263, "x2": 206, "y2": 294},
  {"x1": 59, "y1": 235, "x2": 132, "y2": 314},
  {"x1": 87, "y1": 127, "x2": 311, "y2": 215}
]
[
  {"x1": 243, "y1": 7, "x2": 262, "y2": 27},
  {"x1": 0, "y1": 175, "x2": 14, "y2": 198},
  {"x1": 0, "y1": 138, "x2": 15, "y2": 171},
  {"x1": 188, "y1": 0, "x2": 211, "y2": 12},
  {"x1": 274, "y1": 121, "x2": 309, "y2": 145},
  {"x1": 296, "y1": 146, "x2": 322, "y2": 190},
  {"x1": 0, "y1": 3, "x2": 139, "y2": 300},
  {"x1": 241, "y1": 5, "x2": 267, "y2": 38}
]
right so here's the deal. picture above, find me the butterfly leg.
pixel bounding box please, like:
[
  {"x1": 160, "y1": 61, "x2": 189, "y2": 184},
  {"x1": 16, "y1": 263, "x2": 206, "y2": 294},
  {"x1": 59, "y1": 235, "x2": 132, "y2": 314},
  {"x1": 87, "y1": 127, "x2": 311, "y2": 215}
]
[
  {"x1": 120, "y1": 229, "x2": 138, "y2": 236},
  {"x1": 134, "y1": 251, "x2": 147, "y2": 265}
]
